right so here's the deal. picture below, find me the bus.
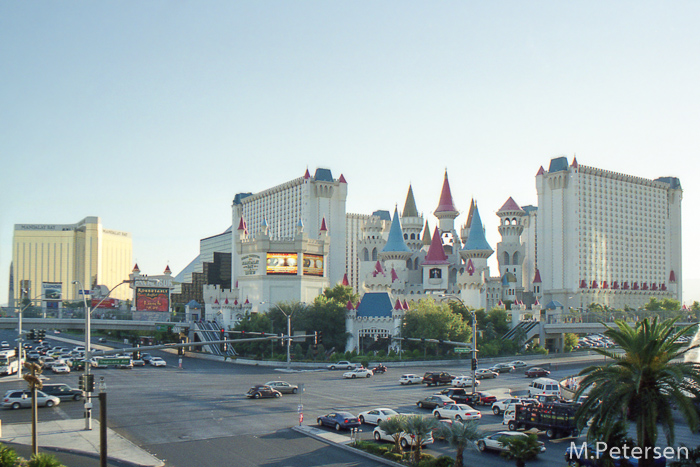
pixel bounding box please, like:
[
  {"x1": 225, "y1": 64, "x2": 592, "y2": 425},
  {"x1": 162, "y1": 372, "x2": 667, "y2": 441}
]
[{"x1": 0, "y1": 356, "x2": 19, "y2": 376}]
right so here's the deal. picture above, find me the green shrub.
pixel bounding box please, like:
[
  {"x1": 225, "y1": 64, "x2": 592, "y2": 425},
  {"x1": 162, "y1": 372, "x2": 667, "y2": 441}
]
[
  {"x1": 434, "y1": 455, "x2": 454, "y2": 467},
  {"x1": 0, "y1": 444, "x2": 20, "y2": 467},
  {"x1": 416, "y1": 452, "x2": 436, "y2": 467},
  {"x1": 383, "y1": 451, "x2": 403, "y2": 462},
  {"x1": 27, "y1": 453, "x2": 65, "y2": 467}
]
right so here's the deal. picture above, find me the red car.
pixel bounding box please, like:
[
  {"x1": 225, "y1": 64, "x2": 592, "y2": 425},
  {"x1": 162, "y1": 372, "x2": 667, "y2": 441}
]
[
  {"x1": 471, "y1": 391, "x2": 497, "y2": 406},
  {"x1": 525, "y1": 367, "x2": 551, "y2": 378}
]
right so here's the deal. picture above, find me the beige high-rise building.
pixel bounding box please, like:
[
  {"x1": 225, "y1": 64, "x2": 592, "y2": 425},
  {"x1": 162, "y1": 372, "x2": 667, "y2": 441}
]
[{"x1": 11, "y1": 216, "x2": 132, "y2": 305}]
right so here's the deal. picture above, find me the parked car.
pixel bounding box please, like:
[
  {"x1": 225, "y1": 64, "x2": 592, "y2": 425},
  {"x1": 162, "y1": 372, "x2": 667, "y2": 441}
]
[
  {"x1": 343, "y1": 368, "x2": 373, "y2": 379},
  {"x1": 417, "y1": 395, "x2": 455, "y2": 410},
  {"x1": 2, "y1": 390, "x2": 60, "y2": 409},
  {"x1": 490, "y1": 363, "x2": 516, "y2": 374},
  {"x1": 140, "y1": 353, "x2": 153, "y2": 363},
  {"x1": 525, "y1": 367, "x2": 551, "y2": 378},
  {"x1": 40, "y1": 384, "x2": 83, "y2": 401},
  {"x1": 373, "y1": 425, "x2": 434, "y2": 449},
  {"x1": 51, "y1": 364, "x2": 71, "y2": 374},
  {"x1": 475, "y1": 369, "x2": 498, "y2": 379},
  {"x1": 422, "y1": 372, "x2": 454, "y2": 386},
  {"x1": 149, "y1": 357, "x2": 167, "y2": 367},
  {"x1": 432, "y1": 404, "x2": 481, "y2": 421},
  {"x1": 509, "y1": 360, "x2": 528, "y2": 369},
  {"x1": 264, "y1": 381, "x2": 299, "y2": 394},
  {"x1": 358, "y1": 408, "x2": 399, "y2": 425},
  {"x1": 246, "y1": 385, "x2": 281, "y2": 399},
  {"x1": 132, "y1": 358, "x2": 145, "y2": 366},
  {"x1": 477, "y1": 431, "x2": 546, "y2": 453},
  {"x1": 317, "y1": 412, "x2": 360, "y2": 431},
  {"x1": 491, "y1": 397, "x2": 538, "y2": 415},
  {"x1": 327, "y1": 361, "x2": 356, "y2": 370},
  {"x1": 399, "y1": 374, "x2": 423, "y2": 385},
  {"x1": 452, "y1": 375, "x2": 480, "y2": 388}
]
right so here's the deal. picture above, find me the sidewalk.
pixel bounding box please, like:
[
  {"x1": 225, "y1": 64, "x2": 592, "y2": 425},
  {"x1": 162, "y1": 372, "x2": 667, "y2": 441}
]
[{"x1": 1, "y1": 419, "x2": 164, "y2": 467}]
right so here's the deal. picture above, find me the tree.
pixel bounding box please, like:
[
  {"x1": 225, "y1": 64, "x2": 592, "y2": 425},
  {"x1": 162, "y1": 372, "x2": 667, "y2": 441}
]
[
  {"x1": 403, "y1": 415, "x2": 438, "y2": 463},
  {"x1": 574, "y1": 317, "x2": 700, "y2": 467},
  {"x1": 437, "y1": 420, "x2": 481, "y2": 467},
  {"x1": 564, "y1": 333, "x2": 579, "y2": 352},
  {"x1": 321, "y1": 283, "x2": 359, "y2": 306},
  {"x1": 377, "y1": 415, "x2": 408, "y2": 454},
  {"x1": 499, "y1": 433, "x2": 542, "y2": 467},
  {"x1": 403, "y1": 299, "x2": 470, "y2": 354}
]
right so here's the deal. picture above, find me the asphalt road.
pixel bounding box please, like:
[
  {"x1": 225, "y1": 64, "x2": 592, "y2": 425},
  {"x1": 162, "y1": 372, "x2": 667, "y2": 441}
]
[{"x1": 0, "y1": 331, "x2": 696, "y2": 467}]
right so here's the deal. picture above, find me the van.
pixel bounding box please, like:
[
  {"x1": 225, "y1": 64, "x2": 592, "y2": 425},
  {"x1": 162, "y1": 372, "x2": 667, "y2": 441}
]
[{"x1": 527, "y1": 377, "x2": 561, "y2": 398}]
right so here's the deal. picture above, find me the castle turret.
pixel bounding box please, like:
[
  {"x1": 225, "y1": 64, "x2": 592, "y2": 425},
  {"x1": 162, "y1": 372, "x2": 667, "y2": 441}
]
[
  {"x1": 401, "y1": 185, "x2": 424, "y2": 251},
  {"x1": 422, "y1": 227, "x2": 450, "y2": 292},
  {"x1": 457, "y1": 204, "x2": 493, "y2": 308},
  {"x1": 496, "y1": 197, "x2": 526, "y2": 291},
  {"x1": 433, "y1": 171, "x2": 460, "y2": 253}
]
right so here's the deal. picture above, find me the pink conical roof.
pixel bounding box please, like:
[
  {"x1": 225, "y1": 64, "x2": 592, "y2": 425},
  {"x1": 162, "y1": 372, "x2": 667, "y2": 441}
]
[
  {"x1": 434, "y1": 171, "x2": 458, "y2": 214},
  {"x1": 391, "y1": 267, "x2": 399, "y2": 282},
  {"x1": 423, "y1": 227, "x2": 449, "y2": 265},
  {"x1": 132, "y1": 263, "x2": 140, "y2": 272},
  {"x1": 346, "y1": 300, "x2": 355, "y2": 310},
  {"x1": 395, "y1": 299, "x2": 403, "y2": 310},
  {"x1": 164, "y1": 265, "x2": 171, "y2": 274},
  {"x1": 374, "y1": 261, "x2": 384, "y2": 275},
  {"x1": 237, "y1": 217, "x2": 247, "y2": 231},
  {"x1": 320, "y1": 217, "x2": 328, "y2": 232},
  {"x1": 498, "y1": 197, "x2": 523, "y2": 213},
  {"x1": 338, "y1": 174, "x2": 347, "y2": 183},
  {"x1": 670, "y1": 270, "x2": 676, "y2": 282},
  {"x1": 533, "y1": 269, "x2": 542, "y2": 283},
  {"x1": 402, "y1": 299, "x2": 409, "y2": 310},
  {"x1": 304, "y1": 168, "x2": 311, "y2": 179},
  {"x1": 214, "y1": 299, "x2": 219, "y2": 304},
  {"x1": 536, "y1": 166, "x2": 545, "y2": 176},
  {"x1": 342, "y1": 274, "x2": 350, "y2": 286},
  {"x1": 571, "y1": 157, "x2": 578, "y2": 168},
  {"x1": 224, "y1": 298, "x2": 229, "y2": 305},
  {"x1": 466, "y1": 258, "x2": 475, "y2": 276}
]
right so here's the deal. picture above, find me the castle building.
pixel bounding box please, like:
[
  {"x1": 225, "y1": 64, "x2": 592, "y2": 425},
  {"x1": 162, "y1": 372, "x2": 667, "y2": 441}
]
[{"x1": 11, "y1": 216, "x2": 132, "y2": 305}]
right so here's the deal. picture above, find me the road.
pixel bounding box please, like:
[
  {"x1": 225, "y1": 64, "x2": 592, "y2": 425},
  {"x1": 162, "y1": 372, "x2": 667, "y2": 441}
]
[{"x1": 0, "y1": 330, "x2": 696, "y2": 466}]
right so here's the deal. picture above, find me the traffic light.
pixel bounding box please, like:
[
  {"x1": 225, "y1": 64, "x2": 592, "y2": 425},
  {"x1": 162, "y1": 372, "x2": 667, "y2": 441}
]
[
  {"x1": 27, "y1": 329, "x2": 35, "y2": 341},
  {"x1": 78, "y1": 375, "x2": 84, "y2": 391},
  {"x1": 38, "y1": 329, "x2": 45, "y2": 340},
  {"x1": 220, "y1": 328, "x2": 227, "y2": 353},
  {"x1": 471, "y1": 358, "x2": 478, "y2": 371},
  {"x1": 86, "y1": 374, "x2": 95, "y2": 392},
  {"x1": 313, "y1": 331, "x2": 318, "y2": 345},
  {"x1": 317, "y1": 331, "x2": 322, "y2": 344}
]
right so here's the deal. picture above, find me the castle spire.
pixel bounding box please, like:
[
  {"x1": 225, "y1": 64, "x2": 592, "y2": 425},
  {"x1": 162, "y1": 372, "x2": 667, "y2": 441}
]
[{"x1": 402, "y1": 185, "x2": 419, "y2": 218}]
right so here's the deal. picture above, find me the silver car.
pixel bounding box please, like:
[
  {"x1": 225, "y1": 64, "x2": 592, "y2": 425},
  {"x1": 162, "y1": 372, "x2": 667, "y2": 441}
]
[{"x1": 2, "y1": 390, "x2": 60, "y2": 410}]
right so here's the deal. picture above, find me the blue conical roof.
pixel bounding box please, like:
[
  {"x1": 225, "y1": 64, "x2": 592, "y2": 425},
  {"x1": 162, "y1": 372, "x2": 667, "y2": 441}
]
[
  {"x1": 382, "y1": 207, "x2": 411, "y2": 253},
  {"x1": 463, "y1": 206, "x2": 492, "y2": 251}
]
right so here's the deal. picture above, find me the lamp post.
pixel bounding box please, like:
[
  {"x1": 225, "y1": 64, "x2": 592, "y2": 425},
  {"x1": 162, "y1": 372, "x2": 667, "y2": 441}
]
[
  {"x1": 270, "y1": 304, "x2": 293, "y2": 370},
  {"x1": 439, "y1": 294, "x2": 478, "y2": 395},
  {"x1": 73, "y1": 279, "x2": 132, "y2": 430}
]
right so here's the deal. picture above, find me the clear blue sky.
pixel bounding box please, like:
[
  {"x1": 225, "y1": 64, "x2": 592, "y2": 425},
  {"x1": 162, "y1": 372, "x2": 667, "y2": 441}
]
[{"x1": 2, "y1": 1, "x2": 699, "y2": 305}]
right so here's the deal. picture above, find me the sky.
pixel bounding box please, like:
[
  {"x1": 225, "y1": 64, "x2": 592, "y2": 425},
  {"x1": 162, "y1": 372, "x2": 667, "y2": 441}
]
[{"x1": 2, "y1": 1, "x2": 700, "y2": 306}]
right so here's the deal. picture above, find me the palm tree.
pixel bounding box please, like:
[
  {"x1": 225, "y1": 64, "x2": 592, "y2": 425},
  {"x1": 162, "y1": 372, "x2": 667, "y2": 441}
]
[
  {"x1": 574, "y1": 316, "x2": 700, "y2": 467},
  {"x1": 436, "y1": 420, "x2": 481, "y2": 467},
  {"x1": 403, "y1": 415, "x2": 439, "y2": 464},
  {"x1": 377, "y1": 415, "x2": 408, "y2": 454},
  {"x1": 499, "y1": 433, "x2": 541, "y2": 467}
]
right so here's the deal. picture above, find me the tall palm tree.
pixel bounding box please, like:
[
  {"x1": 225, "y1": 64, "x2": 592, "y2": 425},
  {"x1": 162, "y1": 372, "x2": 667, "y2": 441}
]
[
  {"x1": 574, "y1": 316, "x2": 700, "y2": 467},
  {"x1": 404, "y1": 415, "x2": 439, "y2": 464},
  {"x1": 377, "y1": 415, "x2": 408, "y2": 454},
  {"x1": 437, "y1": 420, "x2": 481, "y2": 467}
]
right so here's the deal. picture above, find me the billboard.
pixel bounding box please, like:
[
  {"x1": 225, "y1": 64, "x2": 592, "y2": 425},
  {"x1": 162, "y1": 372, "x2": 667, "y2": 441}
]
[
  {"x1": 42, "y1": 282, "x2": 62, "y2": 309},
  {"x1": 135, "y1": 287, "x2": 170, "y2": 312},
  {"x1": 266, "y1": 253, "x2": 298, "y2": 275},
  {"x1": 303, "y1": 254, "x2": 324, "y2": 276},
  {"x1": 91, "y1": 298, "x2": 119, "y2": 309}
]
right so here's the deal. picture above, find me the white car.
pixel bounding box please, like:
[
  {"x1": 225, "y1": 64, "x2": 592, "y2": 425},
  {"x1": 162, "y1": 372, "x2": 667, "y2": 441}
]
[
  {"x1": 328, "y1": 361, "x2": 356, "y2": 370},
  {"x1": 477, "y1": 431, "x2": 546, "y2": 453},
  {"x1": 149, "y1": 357, "x2": 167, "y2": 367},
  {"x1": 452, "y1": 375, "x2": 480, "y2": 388},
  {"x1": 399, "y1": 374, "x2": 423, "y2": 385},
  {"x1": 358, "y1": 408, "x2": 399, "y2": 425},
  {"x1": 432, "y1": 404, "x2": 481, "y2": 421},
  {"x1": 343, "y1": 368, "x2": 372, "y2": 378},
  {"x1": 509, "y1": 360, "x2": 528, "y2": 369},
  {"x1": 373, "y1": 426, "x2": 433, "y2": 449},
  {"x1": 51, "y1": 364, "x2": 71, "y2": 374},
  {"x1": 491, "y1": 397, "x2": 538, "y2": 415}
]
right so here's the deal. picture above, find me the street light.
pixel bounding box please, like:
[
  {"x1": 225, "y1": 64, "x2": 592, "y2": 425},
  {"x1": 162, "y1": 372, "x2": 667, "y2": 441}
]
[
  {"x1": 269, "y1": 303, "x2": 294, "y2": 370},
  {"x1": 439, "y1": 294, "x2": 478, "y2": 395},
  {"x1": 72, "y1": 279, "x2": 133, "y2": 430}
]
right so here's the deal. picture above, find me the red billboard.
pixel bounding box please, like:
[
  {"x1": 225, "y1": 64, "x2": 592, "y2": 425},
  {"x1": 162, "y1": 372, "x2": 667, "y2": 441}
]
[
  {"x1": 91, "y1": 298, "x2": 119, "y2": 309},
  {"x1": 135, "y1": 287, "x2": 170, "y2": 312}
]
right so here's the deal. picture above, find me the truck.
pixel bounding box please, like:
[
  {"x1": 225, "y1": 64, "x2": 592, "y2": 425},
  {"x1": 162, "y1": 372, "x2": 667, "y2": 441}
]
[
  {"x1": 0, "y1": 356, "x2": 19, "y2": 375},
  {"x1": 506, "y1": 401, "x2": 580, "y2": 439}
]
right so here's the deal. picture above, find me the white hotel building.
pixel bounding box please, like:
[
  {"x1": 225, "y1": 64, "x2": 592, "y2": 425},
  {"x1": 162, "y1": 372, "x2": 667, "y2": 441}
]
[{"x1": 536, "y1": 157, "x2": 682, "y2": 310}]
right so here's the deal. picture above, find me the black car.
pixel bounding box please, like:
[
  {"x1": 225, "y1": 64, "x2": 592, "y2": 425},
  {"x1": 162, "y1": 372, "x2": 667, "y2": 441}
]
[
  {"x1": 246, "y1": 385, "x2": 281, "y2": 399},
  {"x1": 37, "y1": 384, "x2": 83, "y2": 401},
  {"x1": 422, "y1": 372, "x2": 454, "y2": 386},
  {"x1": 416, "y1": 395, "x2": 455, "y2": 409}
]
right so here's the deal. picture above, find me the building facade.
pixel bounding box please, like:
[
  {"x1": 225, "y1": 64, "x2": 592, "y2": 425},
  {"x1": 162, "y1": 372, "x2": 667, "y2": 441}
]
[
  {"x1": 11, "y1": 216, "x2": 132, "y2": 305},
  {"x1": 536, "y1": 156, "x2": 682, "y2": 310}
]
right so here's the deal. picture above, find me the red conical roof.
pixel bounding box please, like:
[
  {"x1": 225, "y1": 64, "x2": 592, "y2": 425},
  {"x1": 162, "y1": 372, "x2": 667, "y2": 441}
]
[
  {"x1": 132, "y1": 263, "x2": 140, "y2": 273},
  {"x1": 670, "y1": 270, "x2": 676, "y2": 282},
  {"x1": 346, "y1": 300, "x2": 355, "y2": 310},
  {"x1": 434, "y1": 171, "x2": 458, "y2": 214},
  {"x1": 342, "y1": 274, "x2": 349, "y2": 286},
  {"x1": 498, "y1": 197, "x2": 523, "y2": 213},
  {"x1": 533, "y1": 269, "x2": 542, "y2": 283},
  {"x1": 164, "y1": 265, "x2": 171, "y2": 274},
  {"x1": 402, "y1": 299, "x2": 409, "y2": 310},
  {"x1": 391, "y1": 267, "x2": 399, "y2": 282},
  {"x1": 320, "y1": 217, "x2": 328, "y2": 232},
  {"x1": 423, "y1": 227, "x2": 449, "y2": 265},
  {"x1": 304, "y1": 168, "x2": 311, "y2": 179},
  {"x1": 571, "y1": 157, "x2": 578, "y2": 168},
  {"x1": 395, "y1": 299, "x2": 403, "y2": 310},
  {"x1": 338, "y1": 174, "x2": 347, "y2": 183},
  {"x1": 536, "y1": 166, "x2": 545, "y2": 176}
]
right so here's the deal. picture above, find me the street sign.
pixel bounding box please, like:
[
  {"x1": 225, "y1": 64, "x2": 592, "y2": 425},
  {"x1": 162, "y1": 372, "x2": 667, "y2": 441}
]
[
  {"x1": 97, "y1": 357, "x2": 131, "y2": 367},
  {"x1": 78, "y1": 290, "x2": 91, "y2": 295},
  {"x1": 454, "y1": 348, "x2": 470, "y2": 353}
]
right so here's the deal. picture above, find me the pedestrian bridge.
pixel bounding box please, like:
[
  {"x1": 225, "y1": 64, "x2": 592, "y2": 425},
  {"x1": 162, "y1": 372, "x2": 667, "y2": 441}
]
[{"x1": 0, "y1": 317, "x2": 180, "y2": 332}]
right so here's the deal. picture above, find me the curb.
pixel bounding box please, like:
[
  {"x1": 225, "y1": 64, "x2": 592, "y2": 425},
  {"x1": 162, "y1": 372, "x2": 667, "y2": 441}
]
[{"x1": 291, "y1": 426, "x2": 405, "y2": 467}]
